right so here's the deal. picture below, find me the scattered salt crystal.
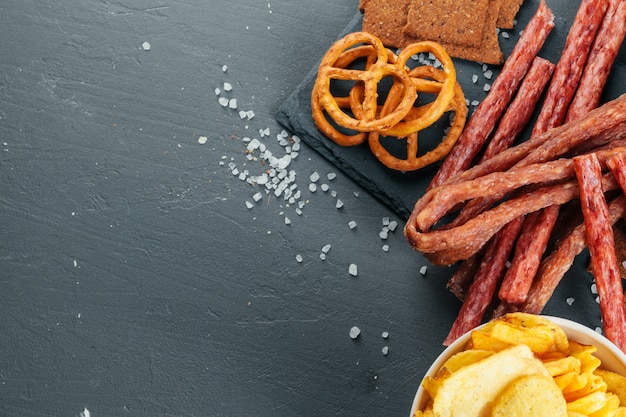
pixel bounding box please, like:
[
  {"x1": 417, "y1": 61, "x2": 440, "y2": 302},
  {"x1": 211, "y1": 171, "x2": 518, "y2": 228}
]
[
  {"x1": 245, "y1": 201, "x2": 254, "y2": 209},
  {"x1": 471, "y1": 100, "x2": 480, "y2": 106},
  {"x1": 309, "y1": 172, "x2": 320, "y2": 182},
  {"x1": 595, "y1": 327, "x2": 603, "y2": 334},
  {"x1": 349, "y1": 326, "x2": 361, "y2": 339},
  {"x1": 223, "y1": 82, "x2": 233, "y2": 91},
  {"x1": 309, "y1": 183, "x2": 317, "y2": 192},
  {"x1": 335, "y1": 199, "x2": 344, "y2": 209},
  {"x1": 483, "y1": 69, "x2": 493, "y2": 80},
  {"x1": 382, "y1": 331, "x2": 389, "y2": 339},
  {"x1": 388, "y1": 220, "x2": 398, "y2": 232},
  {"x1": 296, "y1": 254, "x2": 303, "y2": 263},
  {"x1": 349, "y1": 263, "x2": 358, "y2": 276},
  {"x1": 348, "y1": 220, "x2": 357, "y2": 230},
  {"x1": 295, "y1": 208, "x2": 303, "y2": 215},
  {"x1": 320, "y1": 253, "x2": 326, "y2": 261},
  {"x1": 419, "y1": 265, "x2": 428, "y2": 275},
  {"x1": 353, "y1": 191, "x2": 359, "y2": 198},
  {"x1": 222, "y1": 64, "x2": 228, "y2": 72},
  {"x1": 591, "y1": 283, "x2": 598, "y2": 294},
  {"x1": 382, "y1": 346, "x2": 389, "y2": 356},
  {"x1": 245, "y1": 110, "x2": 255, "y2": 119},
  {"x1": 330, "y1": 190, "x2": 337, "y2": 198},
  {"x1": 214, "y1": 87, "x2": 221, "y2": 95},
  {"x1": 142, "y1": 41, "x2": 151, "y2": 51},
  {"x1": 566, "y1": 297, "x2": 575, "y2": 305},
  {"x1": 322, "y1": 244, "x2": 332, "y2": 254},
  {"x1": 327, "y1": 172, "x2": 337, "y2": 181},
  {"x1": 382, "y1": 244, "x2": 389, "y2": 252},
  {"x1": 198, "y1": 136, "x2": 208, "y2": 144},
  {"x1": 382, "y1": 216, "x2": 390, "y2": 226},
  {"x1": 73, "y1": 260, "x2": 78, "y2": 268},
  {"x1": 379, "y1": 229, "x2": 389, "y2": 240},
  {"x1": 483, "y1": 83, "x2": 491, "y2": 92},
  {"x1": 320, "y1": 184, "x2": 330, "y2": 192},
  {"x1": 284, "y1": 217, "x2": 291, "y2": 225},
  {"x1": 228, "y1": 98, "x2": 237, "y2": 109},
  {"x1": 472, "y1": 74, "x2": 478, "y2": 84},
  {"x1": 501, "y1": 31, "x2": 510, "y2": 39},
  {"x1": 218, "y1": 97, "x2": 229, "y2": 107},
  {"x1": 252, "y1": 192, "x2": 263, "y2": 202}
]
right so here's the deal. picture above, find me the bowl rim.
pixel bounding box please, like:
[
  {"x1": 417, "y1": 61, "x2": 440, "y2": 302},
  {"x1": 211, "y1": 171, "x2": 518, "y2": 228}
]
[{"x1": 409, "y1": 315, "x2": 626, "y2": 416}]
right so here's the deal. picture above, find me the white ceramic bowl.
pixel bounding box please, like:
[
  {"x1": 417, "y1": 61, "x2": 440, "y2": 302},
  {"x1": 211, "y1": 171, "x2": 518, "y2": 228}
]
[{"x1": 409, "y1": 316, "x2": 626, "y2": 416}]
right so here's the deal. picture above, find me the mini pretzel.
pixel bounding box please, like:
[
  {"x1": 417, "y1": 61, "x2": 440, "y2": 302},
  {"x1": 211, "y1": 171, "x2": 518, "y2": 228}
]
[
  {"x1": 313, "y1": 32, "x2": 417, "y2": 133},
  {"x1": 382, "y1": 41, "x2": 457, "y2": 137},
  {"x1": 368, "y1": 66, "x2": 467, "y2": 171},
  {"x1": 311, "y1": 45, "x2": 385, "y2": 146}
]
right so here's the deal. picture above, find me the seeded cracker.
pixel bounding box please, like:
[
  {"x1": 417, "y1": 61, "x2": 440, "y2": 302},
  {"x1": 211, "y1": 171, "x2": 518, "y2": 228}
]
[
  {"x1": 360, "y1": 0, "x2": 505, "y2": 65},
  {"x1": 403, "y1": 0, "x2": 490, "y2": 49},
  {"x1": 497, "y1": 0, "x2": 524, "y2": 29}
]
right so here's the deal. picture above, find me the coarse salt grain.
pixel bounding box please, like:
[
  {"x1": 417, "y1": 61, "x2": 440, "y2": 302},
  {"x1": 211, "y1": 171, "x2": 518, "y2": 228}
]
[
  {"x1": 382, "y1": 331, "x2": 389, "y2": 339},
  {"x1": 335, "y1": 199, "x2": 344, "y2": 209},
  {"x1": 245, "y1": 201, "x2": 254, "y2": 209},
  {"x1": 322, "y1": 244, "x2": 332, "y2": 254},
  {"x1": 296, "y1": 254, "x2": 303, "y2": 263},
  {"x1": 198, "y1": 136, "x2": 208, "y2": 144},
  {"x1": 566, "y1": 297, "x2": 575, "y2": 305},
  {"x1": 348, "y1": 220, "x2": 357, "y2": 230},
  {"x1": 382, "y1": 346, "x2": 389, "y2": 355},
  {"x1": 349, "y1": 263, "x2": 358, "y2": 276},
  {"x1": 349, "y1": 326, "x2": 361, "y2": 339},
  {"x1": 309, "y1": 183, "x2": 317, "y2": 192},
  {"x1": 419, "y1": 265, "x2": 428, "y2": 275},
  {"x1": 142, "y1": 41, "x2": 151, "y2": 51}
]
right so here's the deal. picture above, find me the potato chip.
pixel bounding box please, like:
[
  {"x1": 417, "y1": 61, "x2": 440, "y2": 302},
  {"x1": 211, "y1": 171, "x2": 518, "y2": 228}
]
[
  {"x1": 440, "y1": 349, "x2": 494, "y2": 373},
  {"x1": 543, "y1": 355, "x2": 582, "y2": 377},
  {"x1": 468, "y1": 328, "x2": 516, "y2": 352},
  {"x1": 567, "y1": 391, "x2": 613, "y2": 415},
  {"x1": 594, "y1": 369, "x2": 626, "y2": 405},
  {"x1": 489, "y1": 321, "x2": 557, "y2": 355},
  {"x1": 491, "y1": 374, "x2": 567, "y2": 417},
  {"x1": 497, "y1": 312, "x2": 570, "y2": 354},
  {"x1": 432, "y1": 344, "x2": 550, "y2": 417}
]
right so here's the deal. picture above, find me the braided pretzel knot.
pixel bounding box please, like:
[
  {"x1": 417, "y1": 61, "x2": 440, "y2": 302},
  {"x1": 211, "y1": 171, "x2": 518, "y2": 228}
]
[{"x1": 311, "y1": 32, "x2": 463, "y2": 171}]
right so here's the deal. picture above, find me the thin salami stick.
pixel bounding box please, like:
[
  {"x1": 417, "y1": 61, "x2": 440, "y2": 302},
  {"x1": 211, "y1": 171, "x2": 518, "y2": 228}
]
[
  {"x1": 498, "y1": 205, "x2": 560, "y2": 303},
  {"x1": 479, "y1": 57, "x2": 556, "y2": 162},
  {"x1": 574, "y1": 153, "x2": 626, "y2": 352},
  {"x1": 566, "y1": 0, "x2": 626, "y2": 122},
  {"x1": 445, "y1": 57, "x2": 556, "y2": 228},
  {"x1": 517, "y1": 195, "x2": 626, "y2": 315},
  {"x1": 607, "y1": 151, "x2": 626, "y2": 190},
  {"x1": 446, "y1": 250, "x2": 484, "y2": 301},
  {"x1": 443, "y1": 215, "x2": 524, "y2": 346},
  {"x1": 497, "y1": 0, "x2": 611, "y2": 305},
  {"x1": 531, "y1": 0, "x2": 609, "y2": 136},
  {"x1": 427, "y1": 0, "x2": 555, "y2": 190}
]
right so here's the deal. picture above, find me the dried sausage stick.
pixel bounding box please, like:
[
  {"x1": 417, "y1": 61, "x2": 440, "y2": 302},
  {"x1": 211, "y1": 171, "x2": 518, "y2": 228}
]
[
  {"x1": 516, "y1": 195, "x2": 626, "y2": 315},
  {"x1": 479, "y1": 57, "x2": 556, "y2": 162},
  {"x1": 407, "y1": 148, "x2": 625, "y2": 265},
  {"x1": 443, "y1": 216, "x2": 524, "y2": 345},
  {"x1": 427, "y1": 0, "x2": 555, "y2": 190},
  {"x1": 531, "y1": 0, "x2": 609, "y2": 136},
  {"x1": 502, "y1": 0, "x2": 612, "y2": 306},
  {"x1": 574, "y1": 153, "x2": 626, "y2": 352},
  {"x1": 498, "y1": 205, "x2": 560, "y2": 303},
  {"x1": 566, "y1": 0, "x2": 626, "y2": 122},
  {"x1": 445, "y1": 57, "x2": 556, "y2": 228}
]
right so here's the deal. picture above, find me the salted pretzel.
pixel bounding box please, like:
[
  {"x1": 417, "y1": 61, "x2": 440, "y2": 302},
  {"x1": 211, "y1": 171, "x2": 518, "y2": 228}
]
[
  {"x1": 368, "y1": 66, "x2": 467, "y2": 171},
  {"x1": 313, "y1": 32, "x2": 417, "y2": 134},
  {"x1": 311, "y1": 32, "x2": 463, "y2": 171}
]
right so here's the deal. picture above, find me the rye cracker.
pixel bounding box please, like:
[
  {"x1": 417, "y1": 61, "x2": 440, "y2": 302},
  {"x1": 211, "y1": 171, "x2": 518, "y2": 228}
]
[{"x1": 403, "y1": 0, "x2": 490, "y2": 49}]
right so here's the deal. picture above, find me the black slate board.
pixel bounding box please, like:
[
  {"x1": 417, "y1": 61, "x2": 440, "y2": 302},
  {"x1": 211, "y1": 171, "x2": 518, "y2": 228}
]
[{"x1": 277, "y1": 0, "x2": 626, "y2": 220}]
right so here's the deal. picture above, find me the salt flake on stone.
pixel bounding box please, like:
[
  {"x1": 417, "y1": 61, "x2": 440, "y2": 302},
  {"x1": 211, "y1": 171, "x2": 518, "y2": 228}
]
[
  {"x1": 349, "y1": 263, "x2": 358, "y2": 276},
  {"x1": 349, "y1": 326, "x2": 361, "y2": 339}
]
